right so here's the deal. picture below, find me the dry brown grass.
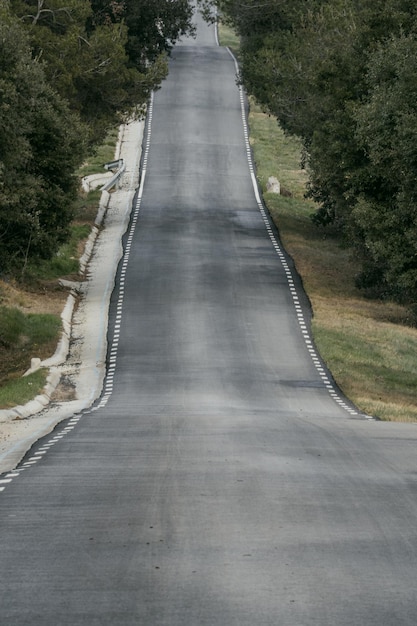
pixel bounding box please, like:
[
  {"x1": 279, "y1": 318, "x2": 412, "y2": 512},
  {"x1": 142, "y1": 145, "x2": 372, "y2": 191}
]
[{"x1": 0, "y1": 279, "x2": 67, "y2": 316}]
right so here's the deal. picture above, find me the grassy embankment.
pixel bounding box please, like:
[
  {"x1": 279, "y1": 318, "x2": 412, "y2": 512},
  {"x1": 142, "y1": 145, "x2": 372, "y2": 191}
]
[
  {"x1": 220, "y1": 23, "x2": 417, "y2": 422},
  {"x1": 0, "y1": 129, "x2": 118, "y2": 408}
]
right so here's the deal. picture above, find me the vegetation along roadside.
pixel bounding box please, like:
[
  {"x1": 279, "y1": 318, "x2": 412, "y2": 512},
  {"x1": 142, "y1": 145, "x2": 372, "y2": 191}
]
[
  {"x1": 0, "y1": 0, "x2": 204, "y2": 409},
  {"x1": 0, "y1": 131, "x2": 118, "y2": 409},
  {"x1": 219, "y1": 21, "x2": 417, "y2": 423}
]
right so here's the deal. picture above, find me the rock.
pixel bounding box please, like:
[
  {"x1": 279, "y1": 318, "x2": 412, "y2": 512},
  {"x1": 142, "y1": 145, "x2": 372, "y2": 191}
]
[
  {"x1": 23, "y1": 358, "x2": 41, "y2": 376},
  {"x1": 266, "y1": 176, "x2": 281, "y2": 194}
]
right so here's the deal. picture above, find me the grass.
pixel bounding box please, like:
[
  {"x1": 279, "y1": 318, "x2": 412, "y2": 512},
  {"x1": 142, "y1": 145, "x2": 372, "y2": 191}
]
[
  {"x1": 73, "y1": 188, "x2": 103, "y2": 224},
  {"x1": 0, "y1": 369, "x2": 48, "y2": 409},
  {"x1": 218, "y1": 20, "x2": 240, "y2": 57},
  {"x1": 0, "y1": 307, "x2": 60, "y2": 348},
  {"x1": 77, "y1": 128, "x2": 119, "y2": 178},
  {"x1": 24, "y1": 224, "x2": 92, "y2": 282},
  {"x1": 219, "y1": 24, "x2": 417, "y2": 422},
  {"x1": 0, "y1": 307, "x2": 61, "y2": 403}
]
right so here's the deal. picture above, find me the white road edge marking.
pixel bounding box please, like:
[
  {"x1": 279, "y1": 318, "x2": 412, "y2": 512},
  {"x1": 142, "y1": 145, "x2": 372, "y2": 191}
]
[
  {"x1": 223, "y1": 39, "x2": 369, "y2": 420},
  {"x1": 97, "y1": 93, "x2": 155, "y2": 409}
]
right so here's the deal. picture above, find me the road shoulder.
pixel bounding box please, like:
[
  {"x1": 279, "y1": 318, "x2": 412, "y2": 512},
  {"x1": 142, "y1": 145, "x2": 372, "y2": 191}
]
[{"x1": 0, "y1": 120, "x2": 144, "y2": 474}]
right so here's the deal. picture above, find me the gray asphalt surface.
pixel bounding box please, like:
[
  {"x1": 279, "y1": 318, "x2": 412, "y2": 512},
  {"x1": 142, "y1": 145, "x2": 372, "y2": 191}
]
[{"x1": 1, "y1": 14, "x2": 417, "y2": 626}]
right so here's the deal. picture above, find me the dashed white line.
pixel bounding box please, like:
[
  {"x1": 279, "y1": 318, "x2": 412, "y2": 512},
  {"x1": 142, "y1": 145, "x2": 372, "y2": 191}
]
[{"x1": 226, "y1": 44, "x2": 364, "y2": 419}]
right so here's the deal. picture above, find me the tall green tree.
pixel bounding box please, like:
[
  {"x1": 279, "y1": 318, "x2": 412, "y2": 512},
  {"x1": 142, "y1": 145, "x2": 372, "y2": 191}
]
[
  {"x1": 1, "y1": 0, "x2": 208, "y2": 272},
  {"x1": 351, "y1": 34, "x2": 417, "y2": 304},
  {"x1": 123, "y1": 0, "x2": 195, "y2": 66},
  {"x1": 10, "y1": 0, "x2": 198, "y2": 143},
  {"x1": 220, "y1": 0, "x2": 417, "y2": 310},
  {"x1": 11, "y1": 0, "x2": 149, "y2": 143},
  {"x1": 0, "y1": 3, "x2": 86, "y2": 271}
]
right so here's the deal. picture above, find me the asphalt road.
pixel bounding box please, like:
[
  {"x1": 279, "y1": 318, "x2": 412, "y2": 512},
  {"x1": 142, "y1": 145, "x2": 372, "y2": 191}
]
[{"x1": 1, "y1": 15, "x2": 417, "y2": 626}]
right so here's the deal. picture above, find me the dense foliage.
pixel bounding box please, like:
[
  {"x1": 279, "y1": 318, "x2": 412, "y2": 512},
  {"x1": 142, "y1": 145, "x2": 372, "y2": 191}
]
[
  {"x1": 0, "y1": 5, "x2": 86, "y2": 270},
  {"x1": 1, "y1": 0, "x2": 199, "y2": 272},
  {"x1": 219, "y1": 0, "x2": 417, "y2": 312}
]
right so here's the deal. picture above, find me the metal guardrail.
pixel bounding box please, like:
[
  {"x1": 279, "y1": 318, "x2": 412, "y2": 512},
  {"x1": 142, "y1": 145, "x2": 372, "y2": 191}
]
[{"x1": 102, "y1": 158, "x2": 125, "y2": 191}]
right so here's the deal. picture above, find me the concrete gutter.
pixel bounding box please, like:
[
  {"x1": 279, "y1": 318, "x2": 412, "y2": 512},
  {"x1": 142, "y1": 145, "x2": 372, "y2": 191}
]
[{"x1": 0, "y1": 119, "x2": 144, "y2": 473}]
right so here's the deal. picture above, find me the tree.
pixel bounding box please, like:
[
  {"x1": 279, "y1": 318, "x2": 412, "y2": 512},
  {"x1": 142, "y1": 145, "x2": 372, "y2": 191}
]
[
  {"x1": 219, "y1": 0, "x2": 417, "y2": 309},
  {"x1": 10, "y1": 0, "x2": 198, "y2": 144},
  {"x1": 2, "y1": 0, "x2": 202, "y2": 272},
  {"x1": 0, "y1": 4, "x2": 86, "y2": 271},
  {"x1": 351, "y1": 34, "x2": 417, "y2": 304},
  {"x1": 123, "y1": 0, "x2": 195, "y2": 67}
]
